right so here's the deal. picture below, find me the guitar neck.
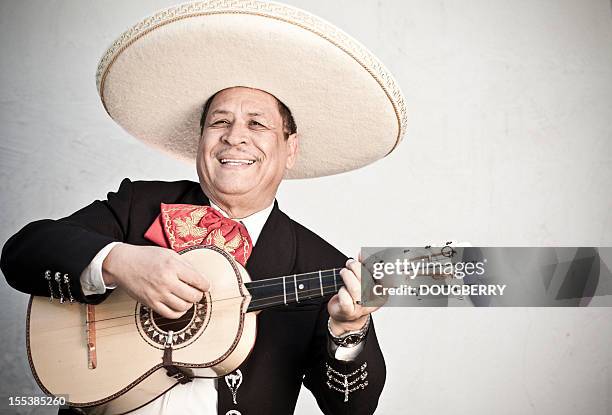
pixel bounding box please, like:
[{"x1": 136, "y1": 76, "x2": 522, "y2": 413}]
[{"x1": 245, "y1": 268, "x2": 345, "y2": 312}]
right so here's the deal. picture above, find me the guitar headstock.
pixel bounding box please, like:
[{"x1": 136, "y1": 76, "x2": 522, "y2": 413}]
[
  {"x1": 362, "y1": 241, "x2": 473, "y2": 280},
  {"x1": 360, "y1": 241, "x2": 474, "y2": 307}
]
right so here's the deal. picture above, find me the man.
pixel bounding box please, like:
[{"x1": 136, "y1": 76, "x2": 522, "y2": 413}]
[
  {"x1": 2, "y1": 86, "x2": 384, "y2": 415},
  {"x1": 1, "y1": 2, "x2": 407, "y2": 414}
]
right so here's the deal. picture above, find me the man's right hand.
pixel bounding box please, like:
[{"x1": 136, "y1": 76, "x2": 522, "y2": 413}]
[{"x1": 101, "y1": 244, "x2": 210, "y2": 319}]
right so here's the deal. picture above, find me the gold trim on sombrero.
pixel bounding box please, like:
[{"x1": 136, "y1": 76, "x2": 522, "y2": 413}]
[{"x1": 96, "y1": 0, "x2": 407, "y2": 154}]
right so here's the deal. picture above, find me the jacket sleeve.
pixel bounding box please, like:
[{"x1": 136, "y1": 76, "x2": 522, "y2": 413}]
[
  {"x1": 303, "y1": 300, "x2": 386, "y2": 415},
  {"x1": 0, "y1": 178, "x2": 134, "y2": 304}
]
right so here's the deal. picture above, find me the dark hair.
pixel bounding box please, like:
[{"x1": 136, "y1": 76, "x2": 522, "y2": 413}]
[{"x1": 199, "y1": 88, "x2": 297, "y2": 139}]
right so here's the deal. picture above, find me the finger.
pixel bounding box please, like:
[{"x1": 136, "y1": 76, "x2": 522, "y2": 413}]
[
  {"x1": 340, "y1": 267, "x2": 361, "y2": 303},
  {"x1": 337, "y1": 287, "x2": 356, "y2": 316},
  {"x1": 172, "y1": 281, "x2": 205, "y2": 304},
  {"x1": 176, "y1": 263, "x2": 210, "y2": 292},
  {"x1": 345, "y1": 258, "x2": 361, "y2": 281},
  {"x1": 161, "y1": 292, "x2": 193, "y2": 314},
  {"x1": 153, "y1": 302, "x2": 185, "y2": 320}
]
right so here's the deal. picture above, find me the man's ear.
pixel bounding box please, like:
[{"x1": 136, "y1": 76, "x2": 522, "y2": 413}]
[{"x1": 285, "y1": 133, "x2": 299, "y2": 170}]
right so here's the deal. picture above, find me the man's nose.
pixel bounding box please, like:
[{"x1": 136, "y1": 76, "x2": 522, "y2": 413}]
[{"x1": 223, "y1": 123, "x2": 250, "y2": 146}]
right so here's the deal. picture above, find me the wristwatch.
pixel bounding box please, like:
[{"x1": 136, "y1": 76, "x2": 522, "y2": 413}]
[{"x1": 327, "y1": 315, "x2": 370, "y2": 348}]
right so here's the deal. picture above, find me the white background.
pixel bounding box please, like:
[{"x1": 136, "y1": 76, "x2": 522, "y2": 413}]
[{"x1": 0, "y1": 1, "x2": 611, "y2": 414}]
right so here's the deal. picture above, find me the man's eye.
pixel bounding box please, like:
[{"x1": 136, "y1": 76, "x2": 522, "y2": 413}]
[
  {"x1": 211, "y1": 120, "x2": 229, "y2": 126},
  {"x1": 249, "y1": 120, "x2": 265, "y2": 127}
]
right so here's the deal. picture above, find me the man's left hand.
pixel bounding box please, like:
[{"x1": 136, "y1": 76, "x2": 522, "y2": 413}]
[{"x1": 328, "y1": 257, "x2": 380, "y2": 336}]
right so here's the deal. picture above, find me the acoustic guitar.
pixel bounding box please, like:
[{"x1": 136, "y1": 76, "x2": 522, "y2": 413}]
[
  {"x1": 27, "y1": 243, "x2": 456, "y2": 414},
  {"x1": 26, "y1": 245, "x2": 347, "y2": 414}
]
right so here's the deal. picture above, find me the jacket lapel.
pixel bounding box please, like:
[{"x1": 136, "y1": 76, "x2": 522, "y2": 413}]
[{"x1": 245, "y1": 200, "x2": 296, "y2": 280}]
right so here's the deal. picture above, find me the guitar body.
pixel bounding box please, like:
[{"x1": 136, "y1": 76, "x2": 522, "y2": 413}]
[{"x1": 26, "y1": 246, "x2": 256, "y2": 414}]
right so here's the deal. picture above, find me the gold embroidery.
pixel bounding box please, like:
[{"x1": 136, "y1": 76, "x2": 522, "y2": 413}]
[
  {"x1": 208, "y1": 229, "x2": 245, "y2": 257},
  {"x1": 162, "y1": 205, "x2": 210, "y2": 250},
  {"x1": 241, "y1": 236, "x2": 250, "y2": 264},
  {"x1": 211, "y1": 229, "x2": 226, "y2": 250},
  {"x1": 224, "y1": 234, "x2": 242, "y2": 253},
  {"x1": 173, "y1": 208, "x2": 207, "y2": 238},
  {"x1": 159, "y1": 205, "x2": 250, "y2": 263}
]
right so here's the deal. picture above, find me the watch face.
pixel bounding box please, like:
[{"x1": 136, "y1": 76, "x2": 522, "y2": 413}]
[{"x1": 342, "y1": 334, "x2": 363, "y2": 346}]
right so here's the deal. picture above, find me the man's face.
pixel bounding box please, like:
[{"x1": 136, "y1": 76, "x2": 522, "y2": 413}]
[{"x1": 197, "y1": 87, "x2": 298, "y2": 209}]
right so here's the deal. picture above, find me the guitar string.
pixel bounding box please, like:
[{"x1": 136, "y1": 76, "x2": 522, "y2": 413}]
[
  {"x1": 68, "y1": 254, "x2": 450, "y2": 326},
  {"x1": 99, "y1": 283, "x2": 342, "y2": 336},
  {"x1": 85, "y1": 259, "x2": 448, "y2": 326},
  {"x1": 38, "y1": 274, "x2": 341, "y2": 335},
  {"x1": 36, "y1": 255, "x2": 454, "y2": 334},
  {"x1": 41, "y1": 279, "x2": 345, "y2": 336},
  {"x1": 216, "y1": 252, "x2": 449, "y2": 291},
  {"x1": 245, "y1": 254, "x2": 451, "y2": 289},
  {"x1": 40, "y1": 282, "x2": 351, "y2": 339},
  {"x1": 237, "y1": 268, "x2": 343, "y2": 289},
  {"x1": 39, "y1": 270, "x2": 447, "y2": 340},
  {"x1": 81, "y1": 269, "x2": 344, "y2": 325},
  {"x1": 37, "y1": 267, "x2": 452, "y2": 335}
]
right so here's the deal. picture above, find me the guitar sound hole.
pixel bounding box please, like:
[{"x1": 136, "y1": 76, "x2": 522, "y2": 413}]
[
  {"x1": 151, "y1": 307, "x2": 195, "y2": 332},
  {"x1": 137, "y1": 296, "x2": 208, "y2": 348}
]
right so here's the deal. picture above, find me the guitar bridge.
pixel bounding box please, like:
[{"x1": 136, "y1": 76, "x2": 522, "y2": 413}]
[{"x1": 86, "y1": 304, "x2": 97, "y2": 369}]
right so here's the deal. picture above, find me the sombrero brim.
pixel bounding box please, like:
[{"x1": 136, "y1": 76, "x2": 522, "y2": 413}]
[{"x1": 97, "y1": 0, "x2": 407, "y2": 179}]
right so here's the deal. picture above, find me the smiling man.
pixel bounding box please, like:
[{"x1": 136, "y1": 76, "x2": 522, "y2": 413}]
[
  {"x1": 0, "y1": 2, "x2": 406, "y2": 414},
  {"x1": 197, "y1": 87, "x2": 299, "y2": 218}
]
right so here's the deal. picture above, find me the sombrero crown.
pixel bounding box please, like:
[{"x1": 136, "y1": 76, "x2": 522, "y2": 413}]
[{"x1": 97, "y1": 0, "x2": 407, "y2": 179}]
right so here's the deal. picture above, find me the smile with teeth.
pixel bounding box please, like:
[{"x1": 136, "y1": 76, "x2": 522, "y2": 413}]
[{"x1": 219, "y1": 158, "x2": 256, "y2": 166}]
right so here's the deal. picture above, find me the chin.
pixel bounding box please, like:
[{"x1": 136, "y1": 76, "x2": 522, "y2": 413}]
[{"x1": 211, "y1": 180, "x2": 254, "y2": 196}]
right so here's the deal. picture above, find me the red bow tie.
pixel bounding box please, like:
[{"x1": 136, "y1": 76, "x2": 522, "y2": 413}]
[{"x1": 144, "y1": 204, "x2": 252, "y2": 266}]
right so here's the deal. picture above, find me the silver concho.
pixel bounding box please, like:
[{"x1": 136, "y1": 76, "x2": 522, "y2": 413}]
[{"x1": 225, "y1": 369, "x2": 243, "y2": 405}]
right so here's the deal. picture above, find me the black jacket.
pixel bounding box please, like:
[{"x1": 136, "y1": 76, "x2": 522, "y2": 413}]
[{"x1": 1, "y1": 178, "x2": 385, "y2": 415}]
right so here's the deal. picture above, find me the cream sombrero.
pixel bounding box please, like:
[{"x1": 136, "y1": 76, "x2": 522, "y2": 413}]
[{"x1": 96, "y1": 0, "x2": 406, "y2": 179}]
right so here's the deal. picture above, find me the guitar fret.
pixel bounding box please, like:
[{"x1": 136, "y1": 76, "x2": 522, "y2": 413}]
[
  {"x1": 283, "y1": 276, "x2": 287, "y2": 305},
  {"x1": 296, "y1": 273, "x2": 305, "y2": 300},
  {"x1": 321, "y1": 273, "x2": 329, "y2": 296},
  {"x1": 333, "y1": 268, "x2": 338, "y2": 292},
  {"x1": 293, "y1": 274, "x2": 299, "y2": 303},
  {"x1": 319, "y1": 270, "x2": 325, "y2": 297},
  {"x1": 327, "y1": 269, "x2": 338, "y2": 294}
]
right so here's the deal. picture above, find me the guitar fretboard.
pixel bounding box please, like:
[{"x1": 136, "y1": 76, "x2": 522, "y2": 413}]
[{"x1": 245, "y1": 268, "x2": 345, "y2": 312}]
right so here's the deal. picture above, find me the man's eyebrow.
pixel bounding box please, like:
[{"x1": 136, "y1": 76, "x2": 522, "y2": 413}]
[
  {"x1": 209, "y1": 109, "x2": 231, "y2": 116},
  {"x1": 209, "y1": 110, "x2": 266, "y2": 117}
]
